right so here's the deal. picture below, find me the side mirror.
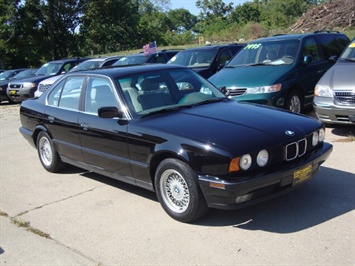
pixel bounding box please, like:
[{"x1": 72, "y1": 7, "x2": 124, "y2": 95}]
[
  {"x1": 328, "y1": 55, "x2": 338, "y2": 64},
  {"x1": 218, "y1": 86, "x2": 229, "y2": 96},
  {"x1": 303, "y1": 55, "x2": 313, "y2": 65},
  {"x1": 98, "y1": 106, "x2": 123, "y2": 118},
  {"x1": 217, "y1": 62, "x2": 225, "y2": 71}
]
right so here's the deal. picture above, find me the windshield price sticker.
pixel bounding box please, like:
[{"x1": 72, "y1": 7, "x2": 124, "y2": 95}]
[{"x1": 244, "y1": 43, "x2": 262, "y2": 50}]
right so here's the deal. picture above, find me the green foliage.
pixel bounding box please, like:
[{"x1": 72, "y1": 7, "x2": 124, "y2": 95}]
[
  {"x1": 0, "y1": 0, "x2": 19, "y2": 68},
  {"x1": 81, "y1": 0, "x2": 141, "y2": 54},
  {"x1": 0, "y1": 0, "x2": 352, "y2": 69}
]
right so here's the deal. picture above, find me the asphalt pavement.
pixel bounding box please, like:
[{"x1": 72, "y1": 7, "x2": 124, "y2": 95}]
[{"x1": 0, "y1": 103, "x2": 354, "y2": 266}]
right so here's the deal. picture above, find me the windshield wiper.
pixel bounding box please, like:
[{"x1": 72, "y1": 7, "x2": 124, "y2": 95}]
[
  {"x1": 140, "y1": 98, "x2": 228, "y2": 117},
  {"x1": 140, "y1": 105, "x2": 193, "y2": 117},
  {"x1": 342, "y1": 58, "x2": 355, "y2": 62},
  {"x1": 190, "y1": 97, "x2": 228, "y2": 107}
]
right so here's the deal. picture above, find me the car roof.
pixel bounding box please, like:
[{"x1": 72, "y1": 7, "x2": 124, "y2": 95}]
[
  {"x1": 45, "y1": 57, "x2": 91, "y2": 64},
  {"x1": 181, "y1": 44, "x2": 244, "y2": 51},
  {"x1": 124, "y1": 50, "x2": 182, "y2": 57},
  {"x1": 250, "y1": 31, "x2": 347, "y2": 43},
  {"x1": 66, "y1": 64, "x2": 187, "y2": 78},
  {"x1": 82, "y1": 58, "x2": 106, "y2": 62}
]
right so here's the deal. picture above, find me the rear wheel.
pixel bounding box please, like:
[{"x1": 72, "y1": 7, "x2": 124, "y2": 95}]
[
  {"x1": 155, "y1": 158, "x2": 208, "y2": 223},
  {"x1": 285, "y1": 90, "x2": 302, "y2": 113},
  {"x1": 37, "y1": 131, "x2": 65, "y2": 172}
]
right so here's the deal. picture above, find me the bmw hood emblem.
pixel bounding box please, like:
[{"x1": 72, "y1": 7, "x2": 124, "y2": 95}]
[{"x1": 285, "y1": 130, "x2": 295, "y2": 136}]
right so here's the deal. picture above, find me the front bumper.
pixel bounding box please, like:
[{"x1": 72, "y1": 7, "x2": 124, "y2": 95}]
[
  {"x1": 198, "y1": 142, "x2": 332, "y2": 209},
  {"x1": 7, "y1": 87, "x2": 35, "y2": 103},
  {"x1": 313, "y1": 102, "x2": 355, "y2": 125}
]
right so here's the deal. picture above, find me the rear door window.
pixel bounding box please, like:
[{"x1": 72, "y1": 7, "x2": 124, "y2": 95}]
[
  {"x1": 302, "y1": 37, "x2": 321, "y2": 63},
  {"x1": 315, "y1": 34, "x2": 350, "y2": 59},
  {"x1": 47, "y1": 76, "x2": 85, "y2": 110}
]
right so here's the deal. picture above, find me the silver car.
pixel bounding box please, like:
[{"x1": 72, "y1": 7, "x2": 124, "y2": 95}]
[{"x1": 313, "y1": 38, "x2": 355, "y2": 125}]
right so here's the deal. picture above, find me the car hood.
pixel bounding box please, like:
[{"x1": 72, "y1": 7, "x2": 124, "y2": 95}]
[
  {"x1": 209, "y1": 65, "x2": 290, "y2": 88},
  {"x1": 136, "y1": 100, "x2": 320, "y2": 155},
  {"x1": 319, "y1": 62, "x2": 355, "y2": 91},
  {"x1": 10, "y1": 75, "x2": 52, "y2": 84}
]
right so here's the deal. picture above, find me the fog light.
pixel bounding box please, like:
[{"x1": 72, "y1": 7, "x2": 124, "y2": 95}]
[
  {"x1": 235, "y1": 193, "x2": 253, "y2": 203},
  {"x1": 239, "y1": 154, "x2": 252, "y2": 170}
]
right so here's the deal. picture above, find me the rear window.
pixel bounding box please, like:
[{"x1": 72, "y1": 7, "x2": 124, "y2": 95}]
[{"x1": 315, "y1": 34, "x2": 350, "y2": 59}]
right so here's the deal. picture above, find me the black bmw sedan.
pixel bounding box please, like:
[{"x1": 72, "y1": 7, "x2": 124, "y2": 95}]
[{"x1": 19, "y1": 64, "x2": 332, "y2": 222}]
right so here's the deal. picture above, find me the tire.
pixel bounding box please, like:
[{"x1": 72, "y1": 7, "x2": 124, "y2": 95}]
[
  {"x1": 285, "y1": 90, "x2": 302, "y2": 113},
  {"x1": 36, "y1": 131, "x2": 65, "y2": 172},
  {"x1": 155, "y1": 158, "x2": 208, "y2": 223},
  {"x1": 7, "y1": 96, "x2": 16, "y2": 104}
]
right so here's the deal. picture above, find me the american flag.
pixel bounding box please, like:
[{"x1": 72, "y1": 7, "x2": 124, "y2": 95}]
[{"x1": 143, "y1": 41, "x2": 157, "y2": 55}]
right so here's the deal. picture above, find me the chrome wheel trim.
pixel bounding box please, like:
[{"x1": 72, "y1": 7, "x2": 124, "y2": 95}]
[
  {"x1": 159, "y1": 169, "x2": 190, "y2": 213},
  {"x1": 39, "y1": 136, "x2": 53, "y2": 167},
  {"x1": 289, "y1": 95, "x2": 301, "y2": 113}
]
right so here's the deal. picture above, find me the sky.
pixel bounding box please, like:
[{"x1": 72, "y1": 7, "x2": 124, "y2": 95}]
[{"x1": 170, "y1": 0, "x2": 249, "y2": 15}]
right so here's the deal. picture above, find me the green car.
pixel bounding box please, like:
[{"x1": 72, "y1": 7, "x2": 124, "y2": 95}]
[{"x1": 209, "y1": 32, "x2": 349, "y2": 113}]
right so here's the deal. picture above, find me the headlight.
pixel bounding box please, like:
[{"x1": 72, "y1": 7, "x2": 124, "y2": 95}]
[
  {"x1": 318, "y1": 128, "x2": 325, "y2": 142},
  {"x1": 246, "y1": 83, "x2": 281, "y2": 94},
  {"x1": 239, "y1": 154, "x2": 252, "y2": 170},
  {"x1": 257, "y1": 150, "x2": 269, "y2": 167},
  {"x1": 312, "y1": 131, "x2": 319, "y2": 146},
  {"x1": 314, "y1": 85, "x2": 333, "y2": 97},
  {"x1": 23, "y1": 82, "x2": 36, "y2": 89},
  {"x1": 312, "y1": 128, "x2": 326, "y2": 146}
]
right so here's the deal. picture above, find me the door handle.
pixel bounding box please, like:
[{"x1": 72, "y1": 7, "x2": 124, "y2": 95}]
[
  {"x1": 80, "y1": 122, "x2": 90, "y2": 130},
  {"x1": 48, "y1": 116, "x2": 55, "y2": 123}
]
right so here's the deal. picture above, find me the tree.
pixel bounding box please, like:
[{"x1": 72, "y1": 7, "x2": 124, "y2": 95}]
[
  {"x1": 167, "y1": 8, "x2": 197, "y2": 33},
  {"x1": 196, "y1": 0, "x2": 234, "y2": 20},
  {"x1": 0, "y1": 0, "x2": 20, "y2": 68},
  {"x1": 80, "y1": 0, "x2": 141, "y2": 54},
  {"x1": 194, "y1": 0, "x2": 234, "y2": 34},
  {"x1": 229, "y1": 1, "x2": 261, "y2": 25},
  {"x1": 42, "y1": 0, "x2": 84, "y2": 59},
  {"x1": 259, "y1": 0, "x2": 310, "y2": 28}
]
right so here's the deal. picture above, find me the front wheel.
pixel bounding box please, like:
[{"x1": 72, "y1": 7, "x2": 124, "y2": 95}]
[
  {"x1": 285, "y1": 90, "x2": 302, "y2": 113},
  {"x1": 155, "y1": 158, "x2": 208, "y2": 223},
  {"x1": 37, "y1": 131, "x2": 65, "y2": 172}
]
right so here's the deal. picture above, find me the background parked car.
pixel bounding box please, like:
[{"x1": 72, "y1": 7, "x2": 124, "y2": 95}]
[
  {"x1": 19, "y1": 64, "x2": 331, "y2": 223},
  {"x1": 209, "y1": 31, "x2": 350, "y2": 113},
  {"x1": 34, "y1": 56, "x2": 123, "y2": 98},
  {"x1": 0, "y1": 69, "x2": 37, "y2": 103},
  {"x1": 167, "y1": 43, "x2": 245, "y2": 78},
  {"x1": 313, "y1": 38, "x2": 355, "y2": 125},
  {"x1": 0, "y1": 69, "x2": 27, "y2": 82},
  {"x1": 7, "y1": 58, "x2": 90, "y2": 103},
  {"x1": 112, "y1": 50, "x2": 181, "y2": 66}
]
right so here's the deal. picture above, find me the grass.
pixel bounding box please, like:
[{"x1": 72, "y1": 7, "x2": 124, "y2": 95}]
[
  {"x1": 1, "y1": 210, "x2": 51, "y2": 239},
  {"x1": 11, "y1": 217, "x2": 51, "y2": 239}
]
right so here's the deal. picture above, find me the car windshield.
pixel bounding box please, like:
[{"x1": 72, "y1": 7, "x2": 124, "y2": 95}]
[
  {"x1": 69, "y1": 60, "x2": 103, "y2": 72},
  {"x1": 339, "y1": 40, "x2": 355, "y2": 62},
  {"x1": 35, "y1": 62, "x2": 63, "y2": 76},
  {"x1": 113, "y1": 55, "x2": 148, "y2": 66},
  {"x1": 12, "y1": 69, "x2": 35, "y2": 79},
  {"x1": 0, "y1": 70, "x2": 15, "y2": 80},
  {"x1": 227, "y1": 40, "x2": 299, "y2": 67},
  {"x1": 168, "y1": 48, "x2": 218, "y2": 68},
  {"x1": 117, "y1": 68, "x2": 226, "y2": 118}
]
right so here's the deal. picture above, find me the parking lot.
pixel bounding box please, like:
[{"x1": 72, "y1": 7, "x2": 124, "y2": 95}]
[{"x1": 0, "y1": 103, "x2": 354, "y2": 265}]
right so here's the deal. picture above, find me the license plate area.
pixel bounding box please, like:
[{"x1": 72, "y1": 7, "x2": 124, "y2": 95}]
[
  {"x1": 293, "y1": 164, "x2": 312, "y2": 185},
  {"x1": 10, "y1": 90, "x2": 18, "y2": 95}
]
